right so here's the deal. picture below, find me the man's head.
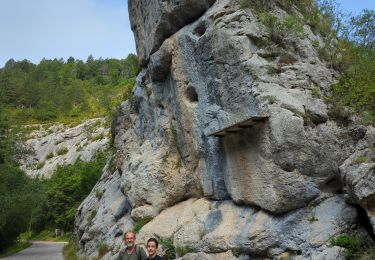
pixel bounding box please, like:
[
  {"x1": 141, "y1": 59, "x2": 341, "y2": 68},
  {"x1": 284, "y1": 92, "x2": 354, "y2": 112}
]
[
  {"x1": 146, "y1": 238, "x2": 158, "y2": 257},
  {"x1": 123, "y1": 231, "x2": 136, "y2": 248}
]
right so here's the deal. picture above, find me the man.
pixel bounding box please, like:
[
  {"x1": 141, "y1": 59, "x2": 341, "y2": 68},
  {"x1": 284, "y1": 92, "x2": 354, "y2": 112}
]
[{"x1": 118, "y1": 231, "x2": 148, "y2": 260}]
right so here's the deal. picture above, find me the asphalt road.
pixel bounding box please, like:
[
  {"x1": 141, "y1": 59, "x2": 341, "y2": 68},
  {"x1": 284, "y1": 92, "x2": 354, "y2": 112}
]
[{"x1": 1, "y1": 241, "x2": 66, "y2": 260}]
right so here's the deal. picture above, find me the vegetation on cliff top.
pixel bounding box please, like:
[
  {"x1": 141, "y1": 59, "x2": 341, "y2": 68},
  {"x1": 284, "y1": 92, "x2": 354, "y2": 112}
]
[
  {"x1": 242, "y1": 0, "x2": 375, "y2": 125},
  {"x1": 0, "y1": 54, "x2": 139, "y2": 125}
]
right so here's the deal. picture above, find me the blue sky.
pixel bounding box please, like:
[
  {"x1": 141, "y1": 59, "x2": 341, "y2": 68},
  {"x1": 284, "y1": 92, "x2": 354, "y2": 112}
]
[{"x1": 0, "y1": 0, "x2": 374, "y2": 67}]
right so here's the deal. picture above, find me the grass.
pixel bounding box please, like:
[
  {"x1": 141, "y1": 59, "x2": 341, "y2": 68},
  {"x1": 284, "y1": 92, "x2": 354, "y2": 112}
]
[
  {"x1": 240, "y1": 0, "x2": 249, "y2": 9},
  {"x1": 160, "y1": 237, "x2": 176, "y2": 260},
  {"x1": 63, "y1": 236, "x2": 79, "y2": 260},
  {"x1": 133, "y1": 216, "x2": 153, "y2": 233},
  {"x1": 95, "y1": 188, "x2": 106, "y2": 200},
  {"x1": 46, "y1": 152, "x2": 54, "y2": 160},
  {"x1": 36, "y1": 161, "x2": 45, "y2": 169},
  {"x1": 97, "y1": 243, "x2": 109, "y2": 259},
  {"x1": 25, "y1": 229, "x2": 71, "y2": 242},
  {"x1": 57, "y1": 147, "x2": 69, "y2": 155},
  {"x1": 330, "y1": 233, "x2": 375, "y2": 259},
  {"x1": 351, "y1": 156, "x2": 368, "y2": 165},
  {"x1": 0, "y1": 241, "x2": 32, "y2": 258},
  {"x1": 87, "y1": 210, "x2": 97, "y2": 226}
]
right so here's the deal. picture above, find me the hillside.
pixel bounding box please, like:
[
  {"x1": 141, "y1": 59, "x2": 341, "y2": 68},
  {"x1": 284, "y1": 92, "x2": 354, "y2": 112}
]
[{"x1": 0, "y1": 54, "x2": 138, "y2": 124}]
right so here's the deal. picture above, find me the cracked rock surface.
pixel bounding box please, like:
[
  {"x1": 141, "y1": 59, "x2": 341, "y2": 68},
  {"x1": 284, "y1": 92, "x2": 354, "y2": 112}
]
[{"x1": 75, "y1": 1, "x2": 375, "y2": 259}]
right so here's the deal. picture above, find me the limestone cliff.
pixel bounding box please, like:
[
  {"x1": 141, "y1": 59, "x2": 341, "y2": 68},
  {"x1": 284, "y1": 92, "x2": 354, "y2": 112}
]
[
  {"x1": 75, "y1": 1, "x2": 375, "y2": 259},
  {"x1": 21, "y1": 118, "x2": 109, "y2": 177}
]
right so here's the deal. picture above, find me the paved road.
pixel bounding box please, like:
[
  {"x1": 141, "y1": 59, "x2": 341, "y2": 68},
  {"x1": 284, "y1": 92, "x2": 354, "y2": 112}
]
[{"x1": 1, "y1": 241, "x2": 66, "y2": 260}]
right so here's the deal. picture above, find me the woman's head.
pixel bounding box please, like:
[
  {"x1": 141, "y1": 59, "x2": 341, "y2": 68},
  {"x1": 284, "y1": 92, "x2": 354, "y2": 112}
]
[{"x1": 146, "y1": 238, "x2": 158, "y2": 257}]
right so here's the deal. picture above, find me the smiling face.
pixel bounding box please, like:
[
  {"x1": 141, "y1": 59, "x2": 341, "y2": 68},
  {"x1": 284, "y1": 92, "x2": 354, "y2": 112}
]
[
  {"x1": 146, "y1": 240, "x2": 157, "y2": 257},
  {"x1": 124, "y1": 232, "x2": 135, "y2": 248}
]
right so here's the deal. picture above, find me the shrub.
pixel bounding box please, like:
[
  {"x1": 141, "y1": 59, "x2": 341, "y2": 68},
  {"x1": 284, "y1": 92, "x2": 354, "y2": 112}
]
[
  {"x1": 176, "y1": 245, "x2": 195, "y2": 257},
  {"x1": 97, "y1": 243, "x2": 109, "y2": 259},
  {"x1": 36, "y1": 161, "x2": 45, "y2": 169},
  {"x1": 160, "y1": 237, "x2": 176, "y2": 260},
  {"x1": 57, "y1": 147, "x2": 69, "y2": 155},
  {"x1": 240, "y1": 0, "x2": 249, "y2": 9},
  {"x1": 330, "y1": 234, "x2": 362, "y2": 258},
  {"x1": 46, "y1": 152, "x2": 54, "y2": 160},
  {"x1": 133, "y1": 216, "x2": 153, "y2": 233},
  {"x1": 259, "y1": 13, "x2": 306, "y2": 44},
  {"x1": 351, "y1": 156, "x2": 368, "y2": 165},
  {"x1": 87, "y1": 210, "x2": 97, "y2": 226},
  {"x1": 95, "y1": 188, "x2": 105, "y2": 200}
]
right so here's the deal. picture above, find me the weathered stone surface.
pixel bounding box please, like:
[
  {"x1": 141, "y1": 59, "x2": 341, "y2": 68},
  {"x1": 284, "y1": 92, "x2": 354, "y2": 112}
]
[
  {"x1": 75, "y1": 0, "x2": 372, "y2": 258},
  {"x1": 21, "y1": 118, "x2": 109, "y2": 177},
  {"x1": 128, "y1": 0, "x2": 216, "y2": 65},
  {"x1": 311, "y1": 246, "x2": 346, "y2": 260},
  {"x1": 75, "y1": 169, "x2": 133, "y2": 258},
  {"x1": 176, "y1": 251, "x2": 237, "y2": 260},
  {"x1": 339, "y1": 126, "x2": 375, "y2": 231}
]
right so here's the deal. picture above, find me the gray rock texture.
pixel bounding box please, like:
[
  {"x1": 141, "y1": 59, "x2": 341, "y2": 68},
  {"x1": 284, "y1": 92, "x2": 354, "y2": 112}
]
[
  {"x1": 339, "y1": 126, "x2": 375, "y2": 231},
  {"x1": 21, "y1": 118, "x2": 109, "y2": 177},
  {"x1": 74, "y1": 0, "x2": 375, "y2": 259}
]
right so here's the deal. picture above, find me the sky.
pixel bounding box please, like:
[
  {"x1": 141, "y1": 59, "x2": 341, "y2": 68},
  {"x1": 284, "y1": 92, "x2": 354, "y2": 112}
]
[{"x1": 0, "y1": 0, "x2": 374, "y2": 68}]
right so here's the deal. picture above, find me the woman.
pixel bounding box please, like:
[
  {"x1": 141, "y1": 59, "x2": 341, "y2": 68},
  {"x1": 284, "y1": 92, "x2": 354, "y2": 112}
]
[{"x1": 146, "y1": 238, "x2": 163, "y2": 260}]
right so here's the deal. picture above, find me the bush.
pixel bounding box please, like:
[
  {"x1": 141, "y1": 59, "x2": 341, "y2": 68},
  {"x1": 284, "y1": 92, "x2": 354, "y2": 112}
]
[
  {"x1": 46, "y1": 152, "x2": 54, "y2": 160},
  {"x1": 36, "y1": 161, "x2": 45, "y2": 169},
  {"x1": 258, "y1": 13, "x2": 306, "y2": 44},
  {"x1": 57, "y1": 147, "x2": 69, "y2": 155},
  {"x1": 330, "y1": 234, "x2": 362, "y2": 258},
  {"x1": 160, "y1": 237, "x2": 176, "y2": 260},
  {"x1": 133, "y1": 217, "x2": 153, "y2": 233}
]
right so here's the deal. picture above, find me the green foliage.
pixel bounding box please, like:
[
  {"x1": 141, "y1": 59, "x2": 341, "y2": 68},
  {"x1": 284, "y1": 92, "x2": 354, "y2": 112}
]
[
  {"x1": 258, "y1": 13, "x2": 306, "y2": 44},
  {"x1": 240, "y1": 0, "x2": 249, "y2": 9},
  {"x1": 97, "y1": 243, "x2": 109, "y2": 259},
  {"x1": 57, "y1": 147, "x2": 69, "y2": 155},
  {"x1": 87, "y1": 210, "x2": 97, "y2": 226},
  {"x1": 0, "y1": 241, "x2": 32, "y2": 258},
  {"x1": 159, "y1": 237, "x2": 176, "y2": 260},
  {"x1": 46, "y1": 152, "x2": 54, "y2": 160},
  {"x1": 176, "y1": 245, "x2": 195, "y2": 257},
  {"x1": 95, "y1": 188, "x2": 105, "y2": 200},
  {"x1": 231, "y1": 248, "x2": 242, "y2": 257},
  {"x1": 351, "y1": 156, "x2": 368, "y2": 165},
  {"x1": 0, "y1": 107, "x2": 44, "y2": 252},
  {"x1": 133, "y1": 216, "x2": 153, "y2": 233},
  {"x1": 308, "y1": 214, "x2": 319, "y2": 222},
  {"x1": 0, "y1": 54, "x2": 139, "y2": 125},
  {"x1": 36, "y1": 161, "x2": 45, "y2": 169},
  {"x1": 330, "y1": 234, "x2": 362, "y2": 258},
  {"x1": 169, "y1": 126, "x2": 178, "y2": 146},
  {"x1": 330, "y1": 232, "x2": 375, "y2": 259},
  {"x1": 40, "y1": 151, "x2": 107, "y2": 230},
  {"x1": 63, "y1": 235, "x2": 79, "y2": 260}
]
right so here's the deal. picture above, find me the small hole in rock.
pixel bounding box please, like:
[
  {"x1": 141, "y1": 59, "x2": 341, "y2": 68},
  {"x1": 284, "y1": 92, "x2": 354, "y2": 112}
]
[
  {"x1": 194, "y1": 22, "x2": 207, "y2": 37},
  {"x1": 186, "y1": 86, "x2": 198, "y2": 102}
]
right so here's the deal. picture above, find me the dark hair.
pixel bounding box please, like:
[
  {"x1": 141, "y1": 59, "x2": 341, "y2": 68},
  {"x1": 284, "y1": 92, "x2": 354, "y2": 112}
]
[{"x1": 147, "y1": 238, "x2": 158, "y2": 248}]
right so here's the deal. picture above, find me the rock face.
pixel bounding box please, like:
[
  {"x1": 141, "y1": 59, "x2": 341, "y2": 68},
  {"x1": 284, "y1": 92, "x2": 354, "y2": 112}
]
[
  {"x1": 75, "y1": 0, "x2": 375, "y2": 259},
  {"x1": 21, "y1": 118, "x2": 110, "y2": 177},
  {"x1": 339, "y1": 126, "x2": 375, "y2": 231}
]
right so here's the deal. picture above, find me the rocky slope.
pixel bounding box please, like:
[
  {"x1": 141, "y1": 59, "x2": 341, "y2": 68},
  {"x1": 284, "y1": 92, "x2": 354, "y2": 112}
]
[
  {"x1": 21, "y1": 118, "x2": 110, "y2": 177},
  {"x1": 75, "y1": 1, "x2": 375, "y2": 259}
]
